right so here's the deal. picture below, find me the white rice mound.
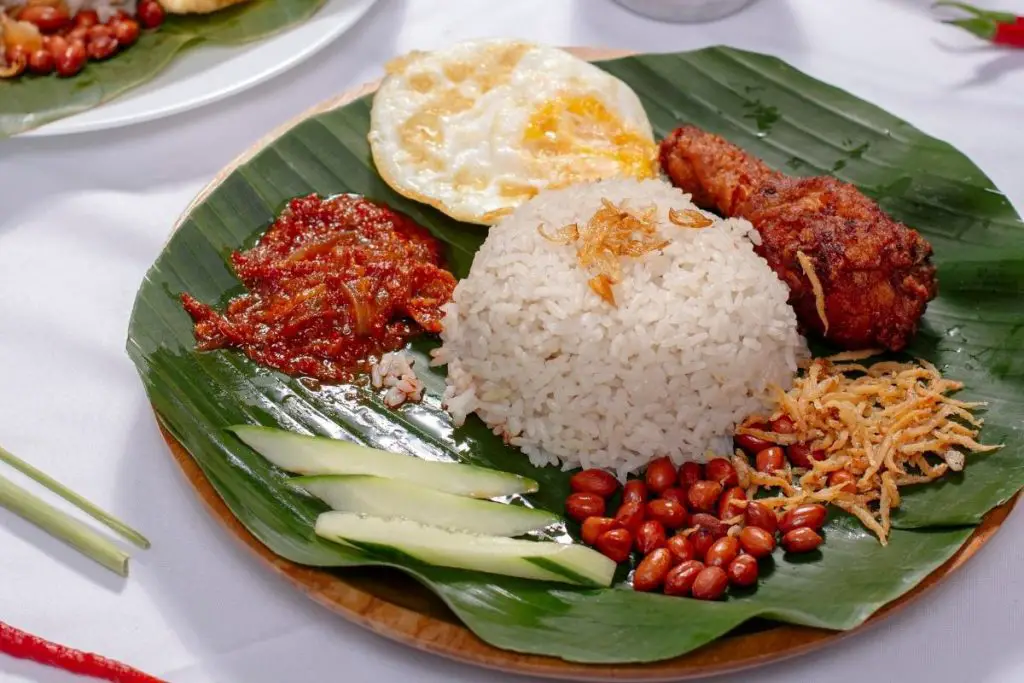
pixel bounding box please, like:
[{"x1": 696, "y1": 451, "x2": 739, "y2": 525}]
[{"x1": 431, "y1": 178, "x2": 807, "y2": 479}]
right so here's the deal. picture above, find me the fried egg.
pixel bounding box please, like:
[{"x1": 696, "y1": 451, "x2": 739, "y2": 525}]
[{"x1": 368, "y1": 40, "x2": 657, "y2": 225}]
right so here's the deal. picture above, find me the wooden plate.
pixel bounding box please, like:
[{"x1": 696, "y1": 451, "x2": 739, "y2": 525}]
[{"x1": 156, "y1": 47, "x2": 1021, "y2": 681}]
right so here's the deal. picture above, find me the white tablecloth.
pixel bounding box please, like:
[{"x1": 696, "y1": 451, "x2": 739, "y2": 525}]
[{"x1": 2, "y1": 1, "x2": 1022, "y2": 681}]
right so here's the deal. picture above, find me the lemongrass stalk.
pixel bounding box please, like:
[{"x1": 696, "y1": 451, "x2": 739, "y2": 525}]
[
  {"x1": 0, "y1": 445, "x2": 150, "y2": 549},
  {"x1": 0, "y1": 474, "x2": 129, "y2": 577}
]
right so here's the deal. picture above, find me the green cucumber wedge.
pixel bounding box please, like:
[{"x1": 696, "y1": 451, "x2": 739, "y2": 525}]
[
  {"x1": 229, "y1": 425, "x2": 538, "y2": 498},
  {"x1": 315, "y1": 512, "x2": 615, "y2": 588},
  {"x1": 291, "y1": 475, "x2": 558, "y2": 536}
]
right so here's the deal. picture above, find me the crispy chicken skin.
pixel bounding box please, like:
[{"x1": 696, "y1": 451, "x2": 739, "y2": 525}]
[{"x1": 660, "y1": 125, "x2": 937, "y2": 351}]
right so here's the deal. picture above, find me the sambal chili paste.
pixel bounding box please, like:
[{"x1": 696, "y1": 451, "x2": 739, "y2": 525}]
[{"x1": 181, "y1": 193, "x2": 456, "y2": 383}]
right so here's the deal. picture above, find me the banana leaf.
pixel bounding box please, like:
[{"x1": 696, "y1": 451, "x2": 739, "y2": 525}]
[
  {"x1": 0, "y1": 0, "x2": 326, "y2": 138},
  {"x1": 126, "y1": 46, "x2": 1024, "y2": 664}
]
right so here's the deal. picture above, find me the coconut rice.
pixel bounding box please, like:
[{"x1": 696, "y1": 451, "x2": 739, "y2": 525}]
[
  {"x1": 431, "y1": 178, "x2": 807, "y2": 479},
  {"x1": 370, "y1": 351, "x2": 425, "y2": 408}
]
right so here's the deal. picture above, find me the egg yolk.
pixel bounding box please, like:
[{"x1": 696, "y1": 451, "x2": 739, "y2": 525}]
[{"x1": 523, "y1": 95, "x2": 657, "y2": 183}]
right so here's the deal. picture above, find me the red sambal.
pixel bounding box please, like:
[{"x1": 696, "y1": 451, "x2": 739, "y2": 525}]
[{"x1": 181, "y1": 193, "x2": 456, "y2": 382}]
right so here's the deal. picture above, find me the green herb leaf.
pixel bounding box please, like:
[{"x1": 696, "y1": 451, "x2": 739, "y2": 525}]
[
  {"x1": 0, "y1": 445, "x2": 150, "y2": 549},
  {"x1": 0, "y1": 475, "x2": 130, "y2": 577}
]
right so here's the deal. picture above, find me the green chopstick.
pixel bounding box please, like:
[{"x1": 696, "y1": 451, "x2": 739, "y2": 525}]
[
  {"x1": 0, "y1": 474, "x2": 130, "y2": 577},
  {"x1": 0, "y1": 445, "x2": 150, "y2": 549}
]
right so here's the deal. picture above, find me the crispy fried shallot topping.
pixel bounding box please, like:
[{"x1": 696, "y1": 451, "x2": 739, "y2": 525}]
[
  {"x1": 668, "y1": 207, "x2": 713, "y2": 229},
  {"x1": 539, "y1": 198, "x2": 686, "y2": 306}
]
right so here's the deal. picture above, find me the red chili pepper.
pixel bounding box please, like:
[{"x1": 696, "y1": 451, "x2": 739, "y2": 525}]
[
  {"x1": 935, "y1": 2, "x2": 1024, "y2": 47},
  {"x1": 0, "y1": 621, "x2": 165, "y2": 683},
  {"x1": 993, "y1": 21, "x2": 1024, "y2": 46}
]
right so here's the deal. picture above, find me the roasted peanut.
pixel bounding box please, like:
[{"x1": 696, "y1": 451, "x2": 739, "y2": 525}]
[
  {"x1": 705, "y1": 457, "x2": 739, "y2": 488},
  {"x1": 771, "y1": 415, "x2": 796, "y2": 434},
  {"x1": 622, "y1": 480, "x2": 648, "y2": 506},
  {"x1": 633, "y1": 548, "x2": 673, "y2": 592},
  {"x1": 690, "y1": 527, "x2": 716, "y2": 560},
  {"x1": 743, "y1": 501, "x2": 778, "y2": 534},
  {"x1": 686, "y1": 480, "x2": 723, "y2": 513},
  {"x1": 54, "y1": 40, "x2": 85, "y2": 77},
  {"x1": 612, "y1": 500, "x2": 645, "y2": 533},
  {"x1": 781, "y1": 527, "x2": 823, "y2": 553},
  {"x1": 646, "y1": 499, "x2": 687, "y2": 529},
  {"x1": 727, "y1": 554, "x2": 759, "y2": 587},
  {"x1": 704, "y1": 536, "x2": 740, "y2": 568},
  {"x1": 45, "y1": 34, "x2": 67, "y2": 57},
  {"x1": 664, "y1": 560, "x2": 705, "y2": 596},
  {"x1": 565, "y1": 492, "x2": 605, "y2": 522},
  {"x1": 645, "y1": 456, "x2": 677, "y2": 495},
  {"x1": 581, "y1": 516, "x2": 615, "y2": 546},
  {"x1": 738, "y1": 526, "x2": 776, "y2": 559},
  {"x1": 74, "y1": 9, "x2": 100, "y2": 29},
  {"x1": 111, "y1": 17, "x2": 140, "y2": 47},
  {"x1": 570, "y1": 468, "x2": 619, "y2": 497},
  {"x1": 828, "y1": 470, "x2": 858, "y2": 494},
  {"x1": 17, "y1": 4, "x2": 70, "y2": 32},
  {"x1": 786, "y1": 442, "x2": 825, "y2": 469},
  {"x1": 779, "y1": 504, "x2": 827, "y2": 533},
  {"x1": 595, "y1": 528, "x2": 633, "y2": 563},
  {"x1": 659, "y1": 487, "x2": 687, "y2": 507},
  {"x1": 755, "y1": 446, "x2": 786, "y2": 473},
  {"x1": 88, "y1": 24, "x2": 113, "y2": 41},
  {"x1": 735, "y1": 434, "x2": 773, "y2": 456},
  {"x1": 66, "y1": 25, "x2": 89, "y2": 44},
  {"x1": 689, "y1": 513, "x2": 729, "y2": 538},
  {"x1": 717, "y1": 486, "x2": 747, "y2": 520},
  {"x1": 138, "y1": 0, "x2": 165, "y2": 28},
  {"x1": 734, "y1": 423, "x2": 772, "y2": 455},
  {"x1": 677, "y1": 461, "x2": 703, "y2": 489},
  {"x1": 690, "y1": 565, "x2": 729, "y2": 600},
  {"x1": 634, "y1": 520, "x2": 667, "y2": 554},
  {"x1": 87, "y1": 34, "x2": 117, "y2": 60},
  {"x1": 27, "y1": 48, "x2": 53, "y2": 74},
  {"x1": 665, "y1": 534, "x2": 695, "y2": 564}
]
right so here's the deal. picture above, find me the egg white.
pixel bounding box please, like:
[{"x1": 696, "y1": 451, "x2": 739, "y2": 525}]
[{"x1": 368, "y1": 39, "x2": 657, "y2": 225}]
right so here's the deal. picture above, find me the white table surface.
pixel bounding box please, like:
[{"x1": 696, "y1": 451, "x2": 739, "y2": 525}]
[{"x1": 2, "y1": 0, "x2": 1023, "y2": 681}]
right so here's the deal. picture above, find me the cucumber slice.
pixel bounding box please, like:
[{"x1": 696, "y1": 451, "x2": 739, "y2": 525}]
[
  {"x1": 230, "y1": 425, "x2": 538, "y2": 499},
  {"x1": 315, "y1": 512, "x2": 615, "y2": 588},
  {"x1": 292, "y1": 475, "x2": 558, "y2": 537}
]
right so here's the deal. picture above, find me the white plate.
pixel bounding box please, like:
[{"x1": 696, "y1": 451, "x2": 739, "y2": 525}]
[{"x1": 22, "y1": 0, "x2": 378, "y2": 137}]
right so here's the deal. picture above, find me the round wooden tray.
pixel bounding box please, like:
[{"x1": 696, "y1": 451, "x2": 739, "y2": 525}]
[{"x1": 157, "y1": 47, "x2": 1020, "y2": 681}]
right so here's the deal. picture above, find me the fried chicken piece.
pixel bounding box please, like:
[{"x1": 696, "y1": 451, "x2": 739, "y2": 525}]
[{"x1": 660, "y1": 125, "x2": 937, "y2": 351}]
